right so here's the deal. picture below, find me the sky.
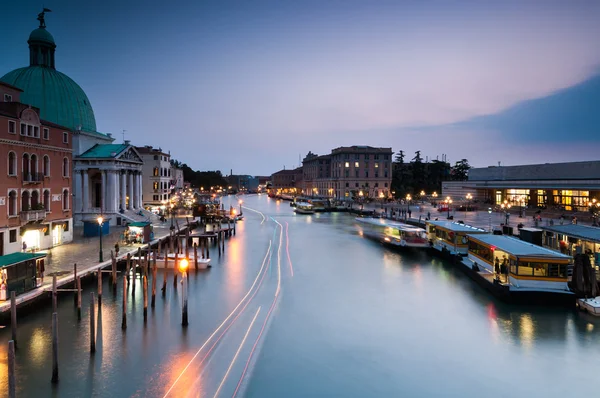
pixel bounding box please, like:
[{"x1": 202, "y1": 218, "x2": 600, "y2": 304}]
[{"x1": 2, "y1": 0, "x2": 600, "y2": 175}]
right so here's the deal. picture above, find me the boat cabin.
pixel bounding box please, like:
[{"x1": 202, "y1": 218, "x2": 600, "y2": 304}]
[
  {"x1": 466, "y1": 234, "x2": 572, "y2": 294},
  {"x1": 356, "y1": 218, "x2": 429, "y2": 248},
  {"x1": 540, "y1": 224, "x2": 600, "y2": 278},
  {"x1": 126, "y1": 222, "x2": 154, "y2": 244},
  {"x1": 426, "y1": 220, "x2": 487, "y2": 256},
  {"x1": 0, "y1": 252, "x2": 46, "y2": 300}
]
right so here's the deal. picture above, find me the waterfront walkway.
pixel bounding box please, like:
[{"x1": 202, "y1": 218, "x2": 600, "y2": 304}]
[{"x1": 0, "y1": 216, "x2": 191, "y2": 314}]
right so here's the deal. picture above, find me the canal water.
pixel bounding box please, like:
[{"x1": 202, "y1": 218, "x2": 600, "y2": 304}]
[{"x1": 1, "y1": 194, "x2": 599, "y2": 397}]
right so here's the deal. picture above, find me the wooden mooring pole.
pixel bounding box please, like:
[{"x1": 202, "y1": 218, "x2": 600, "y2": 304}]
[
  {"x1": 73, "y1": 263, "x2": 78, "y2": 304},
  {"x1": 8, "y1": 340, "x2": 16, "y2": 397},
  {"x1": 52, "y1": 275, "x2": 57, "y2": 313},
  {"x1": 122, "y1": 277, "x2": 127, "y2": 330},
  {"x1": 10, "y1": 292, "x2": 17, "y2": 349},
  {"x1": 77, "y1": 277, "x2": 82, "y2": 321},
  {"x1": 173, "y1": 253, "x2": 178, "y2": 287},
  {"x1": 111, "y1": 251, "x2": 117, "y2": 293},
  {"x1": 151, "y1": 255, "x2": 157, "y2": 308},
  {"x1": 97, "y1": 269, "x2": 102, "y2": 304},
  {"x1": 90, "y1": 292, "x2": 96, "y2": 354},
  {"x1": 194, "y1": 243, "x2": 198, "y2": 270},
  {"x1": 126, "y1": 253, "x2": 131, "y2": 284},
  {"x1": 143, "y1": 275, "x2": 148, "y2": 323},
  {"x1": 51, "y1": 312, "x2": 59, "y2": 383},
  {"x1": 162, "y1": 253, "x2": 168, "y2": 297}
]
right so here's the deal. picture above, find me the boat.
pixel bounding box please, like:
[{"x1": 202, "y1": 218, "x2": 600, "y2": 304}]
[
  {"x1": 461, "y1": 234, "x2": 574, "y2": 304},
  {"x1": 294, "y1": 202, "x2": 315, "y2": 214},
  {"x1": 577, "y1": 297, "x2": 600, "y2": 315},
  {"x1": 355, "y1": 217, "x2": 429, "y2": 248},
  {"x1": 426, "y1": 220, "x2": 488, "y2": 256}
]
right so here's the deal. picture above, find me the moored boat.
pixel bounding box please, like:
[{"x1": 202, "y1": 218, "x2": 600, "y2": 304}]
[
  {"x1": 426, "y1": 220, "x2": 487, "y2": 256},
  {"x1": 355, "y1": 217, "x2": 429, "y2": 248},
  {"x1": 294, "y1": 202, "x2": 315, "y2": 214},
  {"x1": 577, "y1": 297, "x2": 600, "y2": 315},
  {"x1": 461, "y1": 234, "x2": 574, "y2": 304}
]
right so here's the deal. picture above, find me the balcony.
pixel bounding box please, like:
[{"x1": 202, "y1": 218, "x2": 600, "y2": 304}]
[
  {"x1": 22, "y1": 172, "x2": 44, "y2": 184},
  {"x1": 20, "y1": 209, "x2": 47, "y2": 222}
]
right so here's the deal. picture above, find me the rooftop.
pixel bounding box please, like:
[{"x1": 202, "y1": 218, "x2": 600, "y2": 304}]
[
  {"x1": 0, "y1": 252, "x2": 46, "y2": 268},
  {"x1": 78, "y1": 144, "x2": 129, "y2": 159},
  {"x1": 541, "y1": 224, "x2": 600, "y2": 244},
  {"x1": 427, "y1": 220, "x2": 487, "y2": 233},
  {"x1": 467, "y1": 234, "x2": 572, "y2": 259},
  {"x1": 331, "y1": 146, "x2": 393, "y2": 154},
  {"x1": 469, "y1": 160, "x2": 600, "y2": 181}
]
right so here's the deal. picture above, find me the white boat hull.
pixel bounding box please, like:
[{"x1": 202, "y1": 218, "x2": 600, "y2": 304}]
[
  {"x1": 294, "y1": 208, "x2": 314, "y2": 215},
  {"x1": 577, "y1": 297, "x2": 600, "y2": 316}
]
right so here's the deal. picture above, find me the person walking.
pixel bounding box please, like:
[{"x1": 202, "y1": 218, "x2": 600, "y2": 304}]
[{"x1": 115, "y1": 242, "x2": 120, "y2": 257}]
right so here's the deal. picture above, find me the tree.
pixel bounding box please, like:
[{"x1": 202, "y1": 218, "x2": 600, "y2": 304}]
[
  {"x1": 451, "y1": 159, "x2": 471, "y2": 181},
  {"x1": 394, "y1": 150, "x2": 405, "y2": 164}
]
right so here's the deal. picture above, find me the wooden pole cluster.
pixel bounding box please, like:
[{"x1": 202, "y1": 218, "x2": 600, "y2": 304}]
[
  {"x1": 143, "y1": 275, "x2": 148, "y2": 323},
  {"x1": 162, "y1": 252, "x2": 168, "y2": 297},
  {"x1": 77, "y1": 277, "x2": 82, "y2": 321},
  {"x1": 122, "y1": 276, "x2": 127, "y2": 330},
  {"x1": 90, "y1": 292, "x2": 96, "y2": 353},
  {"x1": 151, "y1": 251, "x2": 157, "y2": 308}
]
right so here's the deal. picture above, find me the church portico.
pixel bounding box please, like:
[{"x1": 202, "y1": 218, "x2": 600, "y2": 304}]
[{"x1": 74, "y1": 144, "x2": 143, "y2": 226}]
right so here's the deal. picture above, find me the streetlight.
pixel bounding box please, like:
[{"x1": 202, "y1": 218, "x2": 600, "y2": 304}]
[
  {"x1": 488, "y1": 207, "x2": 492, "y2": 233},
  {"x1": 179, "y1": 258, "x2": 189, "y2": 327},
  {"x1": 170, "y1": 203, "x2": 175, "y2": 230},
  {"x1": 97, "y1": 216, "x2": 104, "y2": 262},
  {"x1": 518, "y1": 195, "x2": 526, "y2": 218},
  {"x1": 500, "y1": 200, "x2": 511, "y2": 225},
  {"x1": 466, "y1": 193, "x2": 472, "y2": 212},
  {"x1": 432, "y1": 191, "x2": 438, "y2": 206},
  {"x1": 588, "y1": 198, "x2": 599, "y2": 226},
  {"x1": 445, "y1": 196, "x2": 452, "y2": 218},
  {"x1": 420, "y1": 190, "x2": 426, "y2": 204},
  {"x1": 359, "y1": 190, "x2": 364, "y2": 211}
]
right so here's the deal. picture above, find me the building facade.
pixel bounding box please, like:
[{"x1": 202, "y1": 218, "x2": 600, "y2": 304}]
[
  {"x1": 441, "y1": 161, "x2": 600, "y2": 212},
  {"x1": 171, "y1": 166, "x2": 184, "y2": 192},
  {"x1": 328, "y1": 146, "x2": 393, "y2": 200},
  {"x1": 136, "y1": 146, "x2": 171, "y2": 209},
  {"x1": 302, "y1": 152, "x2": 331, "y2": 197},
  {"x1": 0, "y1": 81, "x2": 73, "y2": 253},
  {"x1": 1, "y1": 13, "x2": 144, "y2": 226},
  {"x1": 270, "y1": 168, "x2": 303, "y2": 196}
]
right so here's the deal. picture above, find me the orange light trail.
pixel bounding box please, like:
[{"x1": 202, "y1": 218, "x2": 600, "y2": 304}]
[
  {"x1": 162, "y1": 240, "x2": 273, "y2": 398},
  {"x1": 213, "y1": 307, "x2": 261, "y2": 398}
]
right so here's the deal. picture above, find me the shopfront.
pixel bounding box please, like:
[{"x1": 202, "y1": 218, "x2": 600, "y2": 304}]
[
  {"x1": 125, "y1": 222, "x2": 154, "y2": 244},
  {"x1": 0, "y1": 252, "x2": 46, "y2": 299}
]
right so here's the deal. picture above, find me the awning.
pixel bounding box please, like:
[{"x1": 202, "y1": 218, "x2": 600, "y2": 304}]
[
  {"x1": 20, "y1": 223, "x2": 48, "y2": 233},
  {"x1": 129, "y1": 222, "x2": 151, "y2": 227},
  {"x1": 0, "y1": 252, "x2": 46, "y2": 268}
]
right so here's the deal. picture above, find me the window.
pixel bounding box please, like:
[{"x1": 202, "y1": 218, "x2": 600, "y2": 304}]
[
  {"x1": 9, "y1": 229, "x2": 17, "y2": 243},
  {"x1": 43, "y1": 128, "x2": 49, "y2": 140},
  {"x1": 153, "y1": 167, "x2": 159, "y2": 176},
  {"x1": 375, "y1": 183, "x2": 379, "y2": 187},
  {"x1": 374, "y1": 154, "x2": 380, "y2": 160},
  {"x1": 43, "y1": 189, "x2": 50, "y2": 211},
  {"x1": 384, "y1": 183, "x2": 388, "y2": 188},
  {"x1": 153, "y1": 155, "x2": 158, "y2": 160},
  {"x1": 33, "y1": 126, "x2": 39, "y2": 138},
  {"x1": 153, "y1": 182, "x2": 159, "y2": 190},
  {"x1": 21, "y1": 190, "x2": 30, "y2": 211},
  {"x1": 8, "y1": 191, "x2": 17, "y2": 216},
  {"x1": 62, "y1": 189, "x2": 69, "y2": 210},
  {"x1": 355, "y1": 183, "x2": 359, "y2": 188},
  {"x1": 62, "y1": 157, "x2": 69, "y2": 177},
  {"x1": 4, "y1": 94, "x2": 12, "y2": 102},
  {"x1": 43, "y1": 155, "x2": 50, "y2": 176},
  {"x1": 355, "y1": 171, "x2": 359, "y2": 178},
  {"x1": 384, "y1": 171, "x2": 388, "y2": 178},
  {"x1": 27, "y1": 125, "x2": 33, "y2": 136},
  {"x1": 354, "y1": 162, "x2": 359, "y2": 168},
  {"x1": 8, "y1": 120, "x2": 16, "y2": 134},
  {"x1": 375, "y1": 163, "x2": 379, "y2": 168},
  {"x1": 20, "y1": 123, "x2": 26, "y2": 136},
  {"x1": 374, "y1": 172, "x2": 378, "y2": 178},
  {"x1": 8, "y1": 152, "x2": 16, "y2": 176},
  {"x1": 365, "y1": 154, "x2": 369, "y2": 160},
  {"x1": 62, "y1": 132, "x2": 68, "y2": 143},
  {"x1": 345, "y1": 183, "x2": 349, "y2": 187}
]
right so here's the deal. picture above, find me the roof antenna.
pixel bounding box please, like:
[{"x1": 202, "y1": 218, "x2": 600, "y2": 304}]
[{"x1": 122, "y1": 129, "x2": 126, "y2": 143}]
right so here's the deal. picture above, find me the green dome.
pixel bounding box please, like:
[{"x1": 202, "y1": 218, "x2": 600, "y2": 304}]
[
  {"x1": 0, "y1": 66, "x2": 97, "y2": 132},
  {"x1": 28, "y1": 28, "x2": 55, "y2": 45}
]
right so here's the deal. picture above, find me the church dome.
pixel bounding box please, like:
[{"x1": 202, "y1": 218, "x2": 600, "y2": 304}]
[
  {"x1": 0, "y1": 11, "x2": 97, "y2": 133},
  {"x1": 28, "y1": 27, "x2": 55, "y2": 45},
  {"x1": 1, "y1": 66, "x2": 97, "y2": 132}
]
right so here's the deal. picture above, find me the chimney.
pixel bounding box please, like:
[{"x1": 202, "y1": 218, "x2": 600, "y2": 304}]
[{"x1": 125, "y1": 140, "x2": 131, "y2": 145}]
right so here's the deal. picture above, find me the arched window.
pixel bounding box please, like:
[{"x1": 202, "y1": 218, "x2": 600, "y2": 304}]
[
  {"x1": 62, "y1": 157, "x2": 69, "y2": 177},
  {"x1": 62, "y1": 189, "x2": 69, "y2": 210},
  {"x1": 30, "y1": 154, "x2": 38, "y2": 180},
  {"x1": 21, "y1": 190, "x2": 30, "y2": 211},
  {"x1": 43, "y1": 189, "x2": 50, "y2": 211},
  {"x1": 8, "y1": 191, "x2": 17, "y2": 216},
  {"x1": 31, "y1": 190, "x2": 39, "y2": 208},
  {"x1": 8, "y1": 151, "x2": 16, "y2": 176},
  {"x1": 43, "y1": 155, "x2": 50, "y2": 177},
  {"x1": 23, "y1": 153, "x2": 30, "y2": 178}
]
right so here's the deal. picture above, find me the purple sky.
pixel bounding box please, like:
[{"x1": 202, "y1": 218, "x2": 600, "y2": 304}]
[{"x1": 2, "y1": 1, "x2": 600, "y2": 175}]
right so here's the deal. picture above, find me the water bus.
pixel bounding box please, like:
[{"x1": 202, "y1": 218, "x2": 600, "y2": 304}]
[
  {"x1": 294, "y1": 202, "x2": 315, "y2": 214},
  {"x1": 426, "y1": 220, "x2": 487, "y2": 256},
  {"x1": 462, "y1": 234, "x2": 574, "y2": 304},
  {"x1": 355, "y1": 217, "x2": 429, "y2": 249}
]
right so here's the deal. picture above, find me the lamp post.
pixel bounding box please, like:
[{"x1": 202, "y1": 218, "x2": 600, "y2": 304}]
[
  {"x1": 97, "y1": 216, "x2": 104, "y2": 262},
  {"x1": 519, "y1": 195, "x2": 526, "y2": 218},
  {"x1": 488, "y1": 207, "x2": 492, "y2": 233},
  {"x1": 170, "y1": 203, "x2": 175, "y2": 231},
  {"x1": 406, "y1": 194, "x2": 412, "y2": 213},
  {"x1": 445, "y1": 196, "x2": 452, "y2": 218},
  {"x1": 359, "y1": 190, "x2": 364, "y2": 211},
  {"x1": 588, "y1": 199, "x2": 599, "y2": 226},
  {"x1": 420, "y1": 190, "x2": 426, "y2": 204},
  {"x1": 432, "y1": 191, "x2": 438, "y2": 206},
  {"x1": 179, "y1": 258, "x2": 189, "y2": 327},
  {"x1": 500, "y1": 200, "x2": 511, "y2": 225},
  {"x1": 465, "y1": 193, "x2": 472, "y2": 212}
]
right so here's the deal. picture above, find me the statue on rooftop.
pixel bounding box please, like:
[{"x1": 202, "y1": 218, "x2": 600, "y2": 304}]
[{"x1": 37, "y1": 8, "x2": 52, "y2": 28}]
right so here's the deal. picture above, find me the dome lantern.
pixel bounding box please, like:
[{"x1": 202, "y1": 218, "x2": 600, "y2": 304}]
[{"x1": 28, "y1": 8, "x2": 56, "y2": 69}]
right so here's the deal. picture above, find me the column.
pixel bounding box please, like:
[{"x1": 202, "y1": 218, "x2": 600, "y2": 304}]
[
  {"x1": 101, "y1": 170, "x2": 107, "y2": 212},
  {"x1": 74, "y1": 169, "x2": 82, "y2": 213},
  {"x1": 132, "y1": 171, "x2": 138, "y2": 209},
  {"x1": 128, "y1": 171, "x2": 134, "y2": 210},
  {"x1": 120, "y1": 171, "x2": 127, "y2": 211},
  {"x1": 82, "y1": 170, "x2": 89, "y2": 213},
  {"x1": 106, "y1": 170, "x2": 116, "y2": 213},
  {"x1": 137, "y1": 172, "x2": 143, "y2": 208}
]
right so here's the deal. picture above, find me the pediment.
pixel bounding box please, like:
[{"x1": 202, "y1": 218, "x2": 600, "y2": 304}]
[{"x1": 117, "y1": 147, "x2": 143, "y2": 163}]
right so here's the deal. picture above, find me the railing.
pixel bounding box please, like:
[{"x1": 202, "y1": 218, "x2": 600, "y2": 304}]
[
  {"x1": 22, "y1": 172, "x2": 44, "y2": 184},
  {"x1": 20, "y1": 209, "x2": 47, "y2": 222}
]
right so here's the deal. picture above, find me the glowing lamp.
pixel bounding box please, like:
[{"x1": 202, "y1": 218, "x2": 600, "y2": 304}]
[
  {"x1": 179, "y1": 258, "x2": 189, "y2": 272},
  {"x1": 97, "y1": 216, "x2": 103, "y2": 225}
]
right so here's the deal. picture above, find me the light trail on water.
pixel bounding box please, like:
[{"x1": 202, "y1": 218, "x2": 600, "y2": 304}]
[
  {"x1": 285, "y1": 221, "x2": 294, "y2": 277},
  {"x1": 162, "y1": 240, "x2": 273, "y2": 398}
]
